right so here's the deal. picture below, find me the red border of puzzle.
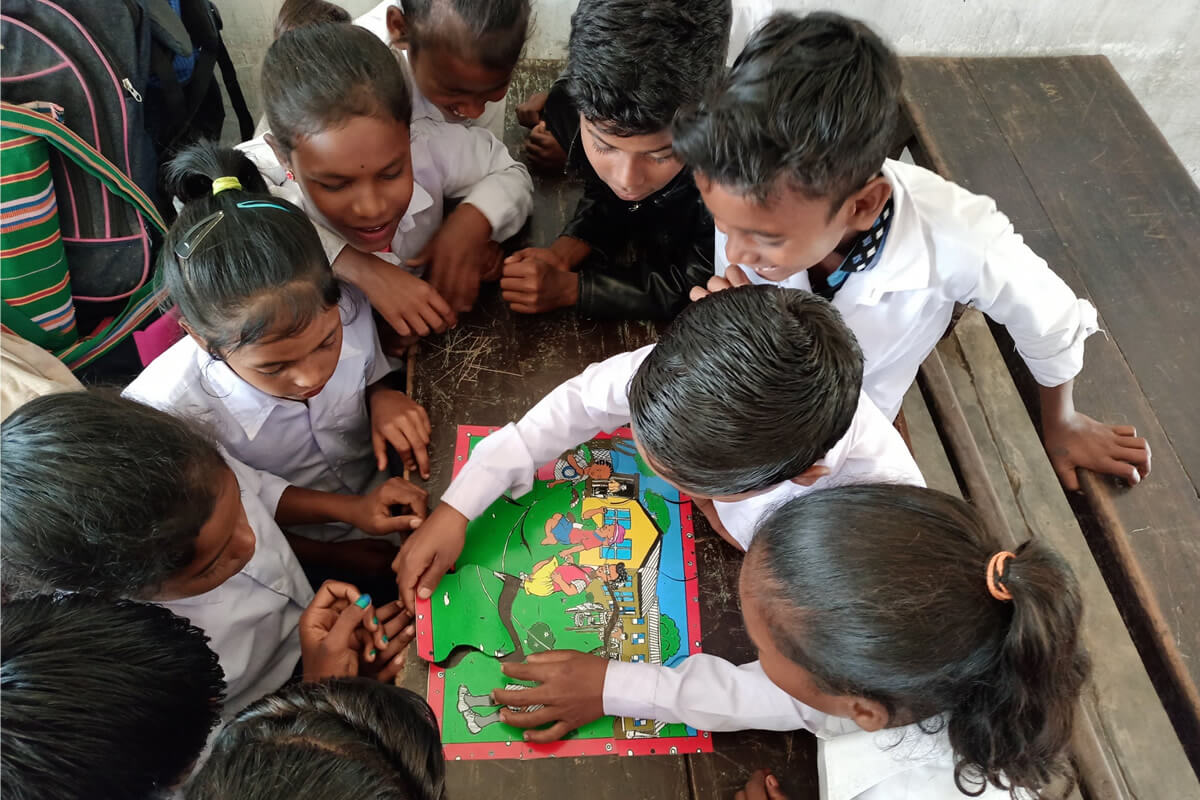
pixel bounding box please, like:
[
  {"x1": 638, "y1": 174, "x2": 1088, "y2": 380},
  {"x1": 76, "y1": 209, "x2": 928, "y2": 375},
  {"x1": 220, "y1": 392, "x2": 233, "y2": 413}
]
[{"x1": 415, "y1": 425, "x2": 711, "y2": 759}]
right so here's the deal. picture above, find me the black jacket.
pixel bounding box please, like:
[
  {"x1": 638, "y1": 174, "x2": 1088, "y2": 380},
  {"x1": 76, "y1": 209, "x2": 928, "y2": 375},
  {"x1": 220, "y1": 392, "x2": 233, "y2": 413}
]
[{"x1": 543, "y1": 81, "x2": 715, "y2": 320}]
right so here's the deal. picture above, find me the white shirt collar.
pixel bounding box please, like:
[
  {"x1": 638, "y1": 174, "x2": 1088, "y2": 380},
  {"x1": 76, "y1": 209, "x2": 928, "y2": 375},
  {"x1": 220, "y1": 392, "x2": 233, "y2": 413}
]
[
  {"x1": 831, "y1": 160, "x2": 934, "y2": 308},
  {"x1": 819, "y1": 717, "x2": 958, "y2": 800},
  {"x1": 191, "y1": 326, "x2": 368, "y2": 440}
]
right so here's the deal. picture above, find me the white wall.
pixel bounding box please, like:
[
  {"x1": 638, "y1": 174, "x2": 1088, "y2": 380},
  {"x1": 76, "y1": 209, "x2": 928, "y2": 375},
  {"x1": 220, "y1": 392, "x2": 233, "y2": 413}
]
[{"x1": 217, "y1": 0, "x2": 1200, "y2": 181}]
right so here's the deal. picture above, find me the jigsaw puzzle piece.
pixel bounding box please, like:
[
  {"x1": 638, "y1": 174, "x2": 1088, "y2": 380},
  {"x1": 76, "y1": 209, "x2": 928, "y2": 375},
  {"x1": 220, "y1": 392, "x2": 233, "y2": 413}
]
[{"x1": 419, "y1": 564, "x2": 525, "y2": 663}]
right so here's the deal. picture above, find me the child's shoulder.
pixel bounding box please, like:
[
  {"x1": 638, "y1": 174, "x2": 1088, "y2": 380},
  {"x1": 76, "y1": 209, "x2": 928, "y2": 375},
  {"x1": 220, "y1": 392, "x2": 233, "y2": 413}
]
[{"x1": 884, "y1": 159, "x2": 1012, "y2": 254}]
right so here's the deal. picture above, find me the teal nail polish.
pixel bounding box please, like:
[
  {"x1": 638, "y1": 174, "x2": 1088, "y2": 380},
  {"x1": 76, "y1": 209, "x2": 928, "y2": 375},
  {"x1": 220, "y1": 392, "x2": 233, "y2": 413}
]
[
  {"x1": 372, "y1": 616, "x2": 379, "y2": 626},
  {"x1": 355, "y1": 594, "x2": 372, "y2": 609},
  {"x1": 369, "y1": 649, "x2": 378, "y2": 657},
  {"x1": 381, "y1": 634, "x2": 389, "y2": 644}
]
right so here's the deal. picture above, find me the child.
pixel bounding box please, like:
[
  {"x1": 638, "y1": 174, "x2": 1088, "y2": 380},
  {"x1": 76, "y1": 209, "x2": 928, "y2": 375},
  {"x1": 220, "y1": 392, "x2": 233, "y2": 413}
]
[
  {"x1": 501, "y1": 0, "x2": 729, "y2": 320},
  {"x1": 683, "y1": 12, "x2": 1151, "y2": 492},
  {"x1": 273, "y1": 0, "x2": 349, "y2": 38},
  {"x1": 1, "y1": 594, "x2": 225, "y2": 800},
  {"x1": 124, "y1": 142, "x2": 429, "y2": 583},
  {"x1": 355, "y1": 0, "x2": 530, "y2": 141},
  {"x1": 396, "y1": 285, "x2": 923, "y2": 609},
  {"x1": 184, "y1": 679, "x2": 446, "y2": 800},
  {"x1": 0, "y1": 392, "x2": 398, "y2": 715},
  {"x1": 239, "y1": 24, "x2": 532, "y2": 332},
  {"x1": 493, "y1": 484, "x2": 1090, "y2": 800}
]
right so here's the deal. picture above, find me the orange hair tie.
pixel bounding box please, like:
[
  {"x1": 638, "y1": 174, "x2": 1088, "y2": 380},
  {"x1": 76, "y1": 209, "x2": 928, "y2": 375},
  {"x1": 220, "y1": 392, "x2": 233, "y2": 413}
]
[{"x1": 986, "y1": 551, "x2": 1015, "y2": 601}]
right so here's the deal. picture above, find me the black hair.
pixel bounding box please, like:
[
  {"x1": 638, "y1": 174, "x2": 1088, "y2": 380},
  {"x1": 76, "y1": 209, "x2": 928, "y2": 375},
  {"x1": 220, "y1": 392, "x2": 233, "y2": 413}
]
[
  {"x1": 273, "y1": 0, "x2": 350, "y2": 39},
  {"x1": 404, "y1": 0, "x2": 530, "y2": 72},
  {"x1": 163, "y1": 141, "x2": 340, "y2": 357},
  {"x1": 184, "y1": 679, "x2": 446, "y2": 800},
  {"x1": 564, "y1": 0, "x2": 731, "y2": 136},
  {"x1": 1, "y1": 594, "x2": 226, "y2": 800},
  {"x1": 673, "y1": 11, "x2": 900, "y2": 209},
  {"x1": 629, "y1": 285, "x2": 862, "y2": 496},
  {"x1": 262, "y1": 23, "x2": 413, "y2": 154},
  {"x1": 745, "y1": 484, "x2": 1089, "y2": 798},
  {"x1": 0, "y1": 391, "x2": 226, "y2": 599}
]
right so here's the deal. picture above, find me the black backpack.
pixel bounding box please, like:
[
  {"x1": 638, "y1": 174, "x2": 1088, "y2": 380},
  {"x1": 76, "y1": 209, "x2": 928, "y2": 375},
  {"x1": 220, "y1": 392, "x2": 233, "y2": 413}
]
[{"x1": 0, "y1": 0, "x2": 252, "y2": 378}]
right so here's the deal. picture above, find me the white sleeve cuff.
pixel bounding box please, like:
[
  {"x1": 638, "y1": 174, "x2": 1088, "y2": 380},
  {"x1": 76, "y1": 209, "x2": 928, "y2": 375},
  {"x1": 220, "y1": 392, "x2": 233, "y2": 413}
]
[
  {"x1": 438, "y1": 424, "x2": 537, "y2": 520},
  {"x1": 602, "y1": 660, "x2": 664, "y2": 721},
  {"x1": 1018, "y1": 299, "x2": 1099, "y2": 388}
]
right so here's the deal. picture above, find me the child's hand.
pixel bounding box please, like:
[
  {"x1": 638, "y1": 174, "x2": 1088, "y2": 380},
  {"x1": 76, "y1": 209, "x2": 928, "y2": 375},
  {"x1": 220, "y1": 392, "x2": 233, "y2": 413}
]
[
  {"x1": 1042, "y1": 412, "x2": 1152, "y2": 491},
  {"x1": 338, "y1": 248, "x2": 457, "y2": 338},
  {"x1": 412, "y1": 203, "x2": 494, "y2": 313},
  {"x1": 500, "y1": 248, "x2": 578, "y2": 313},
  {"x1": 516, "y1": 91, "x2": 548, "y2": 128},
  {"x1": 689, "y1": 264, "x2": 752, "y2": 302},
  {"x1": 736, "y1": 769, "x2": 789, "y2": 800},
  {"x1": 351, "y1": 477, "x2": 429, "y2": 535},
  {"x1": 481, "y1": 240, "x2": 506, "y2": 282},
  {"x1": 491, "y1": 651, "x2": 609, "y2": 743},
  {"x1": 359, "y1": 600, "x2": 416, "y2": 683},
  {"x1": 369, "y1": 387, "x2": 432, "y2": 478},
  {"x1": 393, "y1": 502, "x2": 469, "y2": 612},
  {"x1": 299, "y1": 580, "x2": 379, "y2": 681},
  {"x1": 525, "y1": 121, "x2": 568, "y2": 173}
]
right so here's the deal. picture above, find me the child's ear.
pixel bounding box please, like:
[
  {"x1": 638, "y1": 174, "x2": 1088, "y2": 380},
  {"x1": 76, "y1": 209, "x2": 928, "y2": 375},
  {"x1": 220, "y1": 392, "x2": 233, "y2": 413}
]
[
  {"x1": 789, "y1": 465, "x2": 831, "y2": 487},
  {"x1": 846, "y1": 696, "x2": 890, "y2": 732},
  {"x1": 386, "y1": 4, "x2": 408, "y2": 46},
  {"x1": 264, "y1": 133, "x2": 290, "y2": 171},
  {"x1": 843, "y1": 176, "x2": 892, "y2": 231}
]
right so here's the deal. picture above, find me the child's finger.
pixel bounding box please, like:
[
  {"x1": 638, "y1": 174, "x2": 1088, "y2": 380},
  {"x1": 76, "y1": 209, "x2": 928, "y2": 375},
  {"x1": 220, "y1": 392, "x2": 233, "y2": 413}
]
[
  {"x1": 498, "y1": 703, "x2": 559, "y2": 729},
  {"x1": 1053, "y1": 461, "x2": 1081, "y2": 492},
  {"x1": 395, "y1": 421, "x2": 432, "y2": 478},
  {"x1": 689, "y1": 286, "x2": 711, "y2": 302},
  {"x1": 726, "y1": 264, "x2": 752, "y2": 286},
  {"x1": 375, "y1": 650, "x2": 408, "y2": 683},
  {"x1": 311, "y1": 580, "x2": 365, "y2": 612},
  {"x1": 521, "y1": 721, "x2": 574, "y2": 744},
  {"x1": 764, "y1": 773, "x2": 788, "y2": 800},
  {"x1": 1102, "y1": 458, "x2": 1141, "y2": 486},
  {"x1": 375, "y1": 514, "x2": 423, "y2": 534},
  {"x1": 706, "y1": 275, "x2": 733, "y2": 292},
  {"x1": 372, "y1": 428, "x2": 389, "y2": 472}
]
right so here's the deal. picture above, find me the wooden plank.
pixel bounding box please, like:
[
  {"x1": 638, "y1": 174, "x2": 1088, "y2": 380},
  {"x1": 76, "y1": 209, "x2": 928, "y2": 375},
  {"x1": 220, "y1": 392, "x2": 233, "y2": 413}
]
[
  {"x1": 900, "y1": 56, "x2": 1200, "y2": 761},
  {"x1": 901, "y1": 383, "x2": 962, "y2": 498},
  {"x1": 936, "y1": 311, "x2": 1199, "y2": 799}
]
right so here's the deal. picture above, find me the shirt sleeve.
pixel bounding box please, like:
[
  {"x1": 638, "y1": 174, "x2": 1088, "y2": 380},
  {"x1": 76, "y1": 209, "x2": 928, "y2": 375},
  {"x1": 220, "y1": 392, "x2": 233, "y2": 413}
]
[
  {"x1": 439, "y1": 345, "x2": 653, "y2": 520},
  {"x1": 602, "y1": 656, "x2": 828, "y2": 733},
  {"x1": 412, "y1": 118, "x2": 533, "y2": 242},
  {"x1": 950, "y1": 188, "x2": 1099, "y2": 388}
]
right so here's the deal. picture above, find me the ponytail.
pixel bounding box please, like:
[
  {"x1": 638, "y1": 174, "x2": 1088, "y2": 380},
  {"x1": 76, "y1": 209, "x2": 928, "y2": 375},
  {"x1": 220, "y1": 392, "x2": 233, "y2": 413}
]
[
  {"x1": 948, "y1": 538, "x2": 1089, "y2": 796},
  {"x1": 161, "y1": 141, "x2": 339, "y2": 357},
  {"x1": 746, "y1": 484, "x2": 1089, "y2": 798}
]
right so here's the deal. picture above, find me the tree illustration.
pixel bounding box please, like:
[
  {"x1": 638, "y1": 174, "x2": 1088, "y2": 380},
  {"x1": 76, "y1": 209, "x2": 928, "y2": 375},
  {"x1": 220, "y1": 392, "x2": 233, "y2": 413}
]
[{"x1": 659, "y1": 614, "x2": 680, "y2": 662}]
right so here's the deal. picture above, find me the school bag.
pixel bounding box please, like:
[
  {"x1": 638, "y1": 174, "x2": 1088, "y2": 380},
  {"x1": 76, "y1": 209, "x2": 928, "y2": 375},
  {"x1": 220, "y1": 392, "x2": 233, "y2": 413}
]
[
  {"x1": 1, "y1": 101, "x2": 166, "y2": 372},
  {"x1": 0, "y1": 0, "x2": 253, "y2": 376}
]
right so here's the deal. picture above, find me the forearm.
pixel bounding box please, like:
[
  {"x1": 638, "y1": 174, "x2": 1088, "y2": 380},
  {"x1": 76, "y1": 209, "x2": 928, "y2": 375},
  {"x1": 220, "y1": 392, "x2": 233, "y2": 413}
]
[
  {"x1": 331, "y1": 247, "x2": 386, "y2": 295},
  {"x1": 550, "y1": 235, "x2": 592, "y2": 268},
  {"x1": 1038, "y1": 380, "x2": 1075, "y2": 426},
  {"x1": 276, "y1": 486, "x2": 358, "y2": 528}
]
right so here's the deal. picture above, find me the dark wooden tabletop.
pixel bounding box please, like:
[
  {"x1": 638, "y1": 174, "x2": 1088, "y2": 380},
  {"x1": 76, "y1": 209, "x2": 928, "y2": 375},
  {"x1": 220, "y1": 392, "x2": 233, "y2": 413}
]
[
  {"x1": 396, "y1": 62, "x2": 821, "y2": 798},
  {"x1": 897, "y1": 55, "x2": 1200, "y2": 765}
]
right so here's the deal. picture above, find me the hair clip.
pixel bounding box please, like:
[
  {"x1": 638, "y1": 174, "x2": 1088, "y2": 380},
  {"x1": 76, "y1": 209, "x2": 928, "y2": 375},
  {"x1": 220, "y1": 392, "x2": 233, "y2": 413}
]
[{"x1": 174, "y1": 210, "x2": 225, "y2": 269}]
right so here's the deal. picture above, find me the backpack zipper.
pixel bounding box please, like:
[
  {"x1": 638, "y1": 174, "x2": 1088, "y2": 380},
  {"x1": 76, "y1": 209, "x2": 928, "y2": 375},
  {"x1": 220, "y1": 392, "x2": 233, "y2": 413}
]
[{"x1": 122, "y1": 78, "x2": 143, "y2": 103}]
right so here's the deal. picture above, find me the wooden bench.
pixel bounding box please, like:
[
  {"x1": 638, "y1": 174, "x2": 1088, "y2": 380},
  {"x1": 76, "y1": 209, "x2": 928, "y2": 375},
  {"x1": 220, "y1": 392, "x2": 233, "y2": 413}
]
[{"x1": 897, "y1": 55, "x2": 1200, "y2": 793}]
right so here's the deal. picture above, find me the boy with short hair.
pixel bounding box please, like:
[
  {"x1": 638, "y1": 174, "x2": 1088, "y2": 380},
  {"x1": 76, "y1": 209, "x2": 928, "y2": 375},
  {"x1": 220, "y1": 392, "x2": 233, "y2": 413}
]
[
  {"x1": 502, "y1": 0, "x2": 731, "y2": 320},
  {"x1": 396, "y1": 285, "x2": 923, "y2": 609},
  {"x1": 683, "y1": 12, "x2": 1151, "y2": 491},
  {"x1": 1, "y1": 595, "x2": 226, "y2": 800},
  {"x1": 355, "y1": 0, "x2": 530, "y2": 140}
]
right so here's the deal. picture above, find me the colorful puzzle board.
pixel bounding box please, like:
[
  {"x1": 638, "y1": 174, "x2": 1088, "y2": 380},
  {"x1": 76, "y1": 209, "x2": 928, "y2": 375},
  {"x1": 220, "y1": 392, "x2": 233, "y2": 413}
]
[{"x1": 415, "y1": 426, "x2": 711, "y2": 760}]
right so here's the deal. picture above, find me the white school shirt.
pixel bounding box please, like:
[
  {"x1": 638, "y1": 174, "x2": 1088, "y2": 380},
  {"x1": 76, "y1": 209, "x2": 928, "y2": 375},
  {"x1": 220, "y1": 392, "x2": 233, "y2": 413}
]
[
  {"x1": 604, "y1": 656, "x2": 1014, "y2": 800},
  {"x1": 354, "y1": 0, "x2": 508, "y2": 141},
  {"x1": 440, "y1": 345, "x2": 924, "y2": 549},
  {"x1": 161, "y1": 453, "x2": 313, "y2": 717},
  {"x1": 237, "y1": 116, "x2": 531, "y2": 271},
  {"x1": 124, "y1": 286, "x2": 390, "y2": 543},
  {"x1": 715, "y1": 159, "x2": 1100, "y2": 421}
]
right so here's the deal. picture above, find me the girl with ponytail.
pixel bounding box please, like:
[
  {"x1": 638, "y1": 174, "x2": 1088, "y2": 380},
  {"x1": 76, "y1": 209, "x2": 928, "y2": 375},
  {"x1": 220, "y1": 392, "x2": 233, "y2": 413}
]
[
  {"x1": 493, "y1": 483, "x2": 1090, "y2": 800},
  {"x1": 125, "y1": 141, "x2": 431, "y2": 594}
]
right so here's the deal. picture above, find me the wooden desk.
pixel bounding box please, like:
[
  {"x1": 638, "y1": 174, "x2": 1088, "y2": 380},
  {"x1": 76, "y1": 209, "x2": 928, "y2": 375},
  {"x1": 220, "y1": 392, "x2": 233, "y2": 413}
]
[
  {"x1": 897, "y1": 55, "x2": 1200, "y2": 778},
  {"x1": 398, "y1": 68, "x2": 821, "y2": 794}
]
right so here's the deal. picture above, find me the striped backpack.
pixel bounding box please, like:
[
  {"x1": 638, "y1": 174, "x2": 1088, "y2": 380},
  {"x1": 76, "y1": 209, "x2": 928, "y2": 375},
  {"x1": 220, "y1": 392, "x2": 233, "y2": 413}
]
[{"x1": 1, "y1": 102, "x2": 165, "y2": 372}]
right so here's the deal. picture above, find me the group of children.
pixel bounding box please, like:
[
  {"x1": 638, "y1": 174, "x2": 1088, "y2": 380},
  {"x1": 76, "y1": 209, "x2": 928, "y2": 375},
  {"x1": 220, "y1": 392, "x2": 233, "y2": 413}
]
[{"x1": 0, "y1": 1, "x2": 1151, "y2": 798}]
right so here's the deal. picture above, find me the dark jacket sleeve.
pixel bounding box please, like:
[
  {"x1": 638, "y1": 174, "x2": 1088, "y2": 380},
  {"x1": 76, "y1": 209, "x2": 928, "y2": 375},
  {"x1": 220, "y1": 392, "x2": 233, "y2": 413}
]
[{"x1": 576, "y1": 210, "x2": 715, "y2": 321}]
